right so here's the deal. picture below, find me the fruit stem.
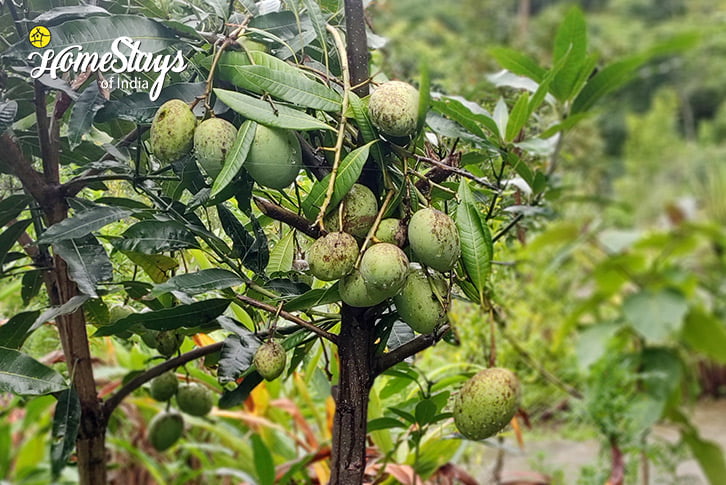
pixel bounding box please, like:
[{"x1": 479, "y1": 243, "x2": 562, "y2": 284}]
[{"x1": 356, "y1": 189, "x2": 395, "y2": 267}]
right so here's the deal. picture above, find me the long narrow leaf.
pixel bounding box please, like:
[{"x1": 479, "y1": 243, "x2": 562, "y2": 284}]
[
  {"x1": 0, "y1": 347, "x2": 67, "y2": 396},
  {"x1": 456, "y1": 180, "x2": 492, "y2": 303},
  {"x1": 38, "y1": 207, "x2": 131, "y2": 244},
  {"x1": 211, "y1": 120, "x2": 257, "y2": 198}
]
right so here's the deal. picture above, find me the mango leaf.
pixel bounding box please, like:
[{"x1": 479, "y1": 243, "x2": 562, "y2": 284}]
[
  {"x1": 217, "y1": 205, "x2": 268, "y2": 274},
  {"x1": 550, "y1": 6, "x2": 588, "y2": 101},
  {"x1": 430, "y1": 97, "x2": 495, "y2": 140},
  {"x1": 214, "y1": 89, "x2": 333, "y2": 131},
  {"x1": 53, "y1": 235, "x2": 112, "y2": 298},
  {"x1": 252, "y1": 434, "x2": 275, "y2": 485},
  {"x1": 284, "y1": 284, "x2": 340, "y2": 312},
  {"x1": 223, "y1": 65, "x2": 341, "y2": 111},
  {"x1": 301, "y1": 142, "x2": 374, "y2": 220},
  {"x1": 38, "y1": 206, "x2": 131, "y2": 244},
  {"x1": 51, "y1": 388, "x2": 80, "y2": 479},
  {"x1": 0, "y1": 348, "x2": 67, "y2": 396},
  {"x1": 623, "y1": 288, "x2": 688, "y2": 342},
  {"x1": 218, "y1": 333, "x2": 260, "y2": 384},
  {"x1": 0, "y1": 311, "x2": 41, "y2": 349},
  {"x1": 682, "y1": 308, "x2": 726, "y2": 364},
  {"x1": 33, "y1": 5, "x2": 109, "y2": 26},
  {"x1": 266, "y1": 230, "x2": 296, "y2": 275},
  {"x1": 93, "y1": 299, "x2": 230, "y2": 336},
  {"x1": 571, "y1": 57, "x2": 642, "y2": 114},
  {"x1": 150, "y1": 269, "x2": 243, "y2": 297},
  {"x1": 348, "y1": 93, "x2": 385, "y2": 165},
  {"x1": 68, "y1": 81, "x2": 105, "y2": 149},
  {"x1": 219, "y1": 373, "x2": 263, "y2": 409},
  {"x1": 31, "y1": 295, "x2": 91, "y2": 332},
  {"x1": 492, "y1": 98, "x2": 509, "y2": 141},
  {"x1": 417, "y1": 60, "x2": 431, "y2": 133},
  {"x1": 489, "y1": 47, "x2": 545, "y2": 82},
  {"x1": 456, "y1": 180, "x2": 492, "y2": 302},
  {"x1": 301, "y1": 0, "x2": 330, "y2": 63},
  {"x1": 0, "y1": 219, "x2": 32, "y2": 268},
  {"x1": 210, "y1": 121, "x2": 257, "y2": 199},
  {"x1": 121, "y1": 251, "x2": 178, "y2": 284},
  {"x1": 505, "y1": 92, "x2": 530, "y2": 142},
  {"x1": 0, "y1": 194, "x2": 30, "y2": 228},
  {"x1": 671, "y1": 409, "x2": 726, "y2": 485},
  {"x1": 387, "y1": 321, "x2": 415, "y2": 351},
  {"x1": 216, "y1": 51, "x2": 299, "y2": 78},
  {"x1": 113, "y1": 220, "x2": 199, "y2": 254},
  {"x1": 0, "y1": 100, "x2": 18, "y2": 135},
  {"x1": 368, "y1": 417, "x2": 406, "y2": 432},
  {"x1": 21, "y1": 270, "x2": 44, "y2": 306}
]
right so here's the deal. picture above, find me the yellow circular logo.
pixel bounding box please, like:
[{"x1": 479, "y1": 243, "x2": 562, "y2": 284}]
[{"x1": 29, "y1": 26, "x2": 51, "y2": 48}]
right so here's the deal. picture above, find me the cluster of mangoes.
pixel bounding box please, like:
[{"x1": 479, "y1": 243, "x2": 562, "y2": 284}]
[{"x1": 150, "y1": 100, "x2": 301, "y2": 189}]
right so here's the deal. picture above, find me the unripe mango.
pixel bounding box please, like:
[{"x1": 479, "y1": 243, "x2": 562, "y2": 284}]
[
  {"x1": 194, "y1": 118, "x2": 237, "y2": 179},
  {"x1": 148, "y1": 411, "x2": 184, "y2": 451},
  {"x1": 369, "y1": 81, "x2": 419, "y2": 138},
  {"x1": 339, "y1": 270, "x2": 391, "y2": 308},
  {"x1": 359, "y1": 243, "x2": 409, "y2": 292},
  {"x1": 324, "y1": 184, "x2": 378, "y2": 238},
  {"x1": 307, "y1": 232, "x2": 358, "y2": 281},
  {"x1": 156, "y1": 331, "x2": 183, "y2": 357},
  {"x1": 393, "y1": 268, "x2": 448, "y2": 334},
  {"x1": 253, "y1": 341, "x2": 287, "y2": 381},
  {"x1": 150, "y1": 99, "x2": 196, "y2": 163},
  {"x1": 453, "y1": 368, "x2": 521, "y2": 440},
  {"x1": 149, "y1": 371, "x2": 178, "y2": 402},
  {"x1": 176, "y1": 383, "x2": 215, "y2": 417},
  {"x1": 245, "y1": 125, "x2": 301, "y2": 189},
  {"x1": 375, "y1": 218, "x2": 406, "y2": 247},
  {"x1": 408, "y1": 208, "x2": 460, "y2": 272}
]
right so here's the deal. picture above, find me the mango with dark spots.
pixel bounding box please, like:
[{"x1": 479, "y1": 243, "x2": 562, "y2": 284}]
[
  {"x1": 408, "y1": 208, "x2": 460, "y2": 272},
  {"x1": 374, "y1": 218, "x2": 406, "y2": 247},
  {"x1": 194, "y1": 118, "x2": 237, "y2": 179},
  {"x1": 150, "y1": 99, "x2": 196, "y2": 163},
  {"x1": 453, "y1": 368, "x2": 521, "y2": 440},
  {"x1": 324, "y1": 184, "x2": 378, "y2": 238},
  {"x1": 253, "y1": 341, "x2": 287, "y2": 381},
  {"x1": 393, "y1": 268, "x2": 447, "y2": 334},
  {"x1": 369, "y1": 81, "x2": 419, "y2": 138},
  {"x1": 308, "y1": 232, "x2": 358, "y2": 281}
]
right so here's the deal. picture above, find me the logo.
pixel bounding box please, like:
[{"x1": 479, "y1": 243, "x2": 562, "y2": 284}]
[
  {"x1": 29, "y1": 25, "x2": 51, "y2": 48},
  {"x1": 26, "y1": 36, "x2": 187, "y2": 101}
]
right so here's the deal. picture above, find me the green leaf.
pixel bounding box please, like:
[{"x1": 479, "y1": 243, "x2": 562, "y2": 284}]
[
  {"x1": 550, "y1": 6, "x2": 588, "y2": 101},
  {"x1": 0, "y1": 311, "x2": 41, "y2": 349},
  {"x1": 53, "y1": 235, "x2": 112, "y2": 298},
  {"x1": 113, "y1": 220, "x2": 199, "y2": 254},
  {"x1": 571, "y1": 57, "x2": 642, "y2": 114},
  {"x1": 348, "y1": 93, "x2": 385, "y2": 166},
  {"x1": 505, "y1": 92, "x2": 530, "y2": 142},
  {"x1": 301, "y1": 142, "x2": 373, "y2": 220},
  {"x1": 284, "y1": 284, "x2": 340, "y2": 312},
  {"x1": 224, "y1": 65, "x2": 341, "y2": 111},
  {"x1": 492, "y1": 98, "x2": 509, "y2": 141},
  {"x1": 0, "y1": 100, "x2": 18, "y2": 135},
  {"x1": 251, "y1": 434, "x2": 275, "y2": 485},
  {"x1": 68, "y1": 81, "x2": 104, "y2": 149},
  {"x1": 217, "y1": 205, "x2": 268, "y2": 274},
  {"x1": 623, "y1": 288, "x2": 688, "y2": 342},
  {"x1": 672, "y1": 409, "x2": 726, "y2": 485},
  {"x1": 0, "y1": 219, "x2": 32, "y2": 268},
  {"x1": 218, "y1": 333, "x2": 260, "y2": 384},
  {"x1": 0, "y1": 194, "x2": 30, "y2": 228},
  {"x1": 93, "y1": 299, "x2": 230, "y2": 336},
  {"x1": 682, "y1": 308, "x2": 726, "y2": 364},
  {"x1": 387, "y1": 321, "x2": 415, "y2": 351},
  {"x1": 431, "y1": 97, "x2": 495, "y2": 140},
  {"x1": 214, "y1": 89, "x2": 333, "y2": 131},
  {"x1": 301, "y1": 0, "x2": 330, "y2": 65},
  {"x1": 367, "y1": 417, "x2": 406, "y2": 432},
  {"x1": 32, "y1": 295, "x2": 91, "y2": 331},
  {"x1": 456, "y1": 180, "x2": 493, "y2": 302},
  {"x1": 417, "y1": 60, "x2": 431, "y2": 133},
  {"x1": 210, "y1": 121, "x2": 257, "y2": 199},
  {"x1": 0, "y1": 347, "x2": 67, "y2": 396},
  {"x1": 150, "y1": 269, "x2": 243, "y2": 297},
  {"x1": 21, "y1": 270, "x2": 43, "y2": 306},
  {"x1": 38, "y1": 206, "x2": 131, "y2": 244},
  {"x1": 121, "y1": 251, "x2": 178, "y2": 284},
  {"x1": 50, "y1": 388, "x2": 80, "y2": 479},
  {"x1": 216, "y1": 51, "x2": 299, "y2": 78},
  {"x1": 489, "y1": 47, "x2": 545, "y2": 82},
  {"x1": 415, "y1": 399, "x2": 437, "y2": 425},
  {"x1": 266, "y1": 230, "x2": 296, "y2": 276}
]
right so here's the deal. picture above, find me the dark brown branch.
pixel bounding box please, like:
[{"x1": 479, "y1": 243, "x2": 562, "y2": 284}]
[
  {"x1": 344, "y1": 0, "x2": 369, "y2": 98},
  {"x1": 0, "y1": 133, "x2": 49, "y2": 204},
  {"x1": 236, "y1": 294, "x2": 338, "y2": 344},
  {"x1": 34, "y1": 82, "x2": 61, "y2": 185},
  {"x1": 298, "y1": 134, "x2": 331, "y2": 181},
  {"x1": 253, "y1": 196, "x2": 325, "y2": 239},
  {"x1": 103, "y1": 342, "x2": 223, "y2": 417},
  {"x1": 375, "y1": 324, "x2": 451, "y2": 375},
  {"x1": 414, "y1": 152, "x2": 499, "y2": 192},
  {"x1": 492, "y1": 213, "x2": 524, "y2": 242}
]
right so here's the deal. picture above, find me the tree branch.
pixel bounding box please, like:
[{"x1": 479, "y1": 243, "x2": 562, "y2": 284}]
[
  {"x1": 34, "y1": 81, "x2": 61, "y2": 185},
  {"x1": 0, "y1": 133, "x2": 48, "y2": 204},
  {"x1": 374, "y1": 324, "x2": 451, "y2": 375},
  {"x1": 253, "y1": 196, "x2": 325, "y2": 239},
  {"x1": 298, "y1": 133, "x2": 331, "y2": 181},
  {"x1": 344, "y1": 0, "x2": 369, "y2": 98},
  {"x1": 236, "y1": 294, "x2": 338, "y2": 344},
  {"x1": 103, "y1": 342, "x2": 224, "y2": 417}
]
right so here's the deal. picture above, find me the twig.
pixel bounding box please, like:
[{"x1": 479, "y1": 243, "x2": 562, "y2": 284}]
[
  {"x1": 411, "y1": 151, "x2": 499, "y2": 192},
  {"x1": 375, "y1": 324, "x2": 451, "y2": 375},
  {"x1": 315, "y1": 26, "x2": 351, "y2": 230},
  {"x1": 236, "y1": 294, "x2": 338, "y2": 344},
  {"x1": 356, "y1": 190, "x2": 394, "y2": 266},
  {"x1": 253, "y1": 196, "x2": 324, "y2": 239},
  {"x1": 492, "y1": 214, "x2": 524, "y2": 243},
  {"x1": 103, "y1": 342, "x2": 223, "y2": 417}
]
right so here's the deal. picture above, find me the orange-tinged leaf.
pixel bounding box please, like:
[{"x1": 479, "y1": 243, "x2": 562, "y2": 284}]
[
  {"x1": 312, "y1": 461, "x2": 330, "y2": 484},
  {"x1": 271, "y1": 398, "x2": 318, "y2": 449},
  {"x1": 192, "y1": 332, "x2": 216, "y2": 347},
  {"x1": 251, "y1": 381, "x2": 270, "y2": 416},
  {"x1": 511, "y1": 415, "x2": 525, "y2": 449},
  {"x1": 326, "y1": 395, "x2": 336, "y2": 439}
]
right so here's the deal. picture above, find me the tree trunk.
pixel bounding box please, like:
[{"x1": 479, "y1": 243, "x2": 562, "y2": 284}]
[{"x1": 330, "y1": 305, "x2": 375, "y2": 484}]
